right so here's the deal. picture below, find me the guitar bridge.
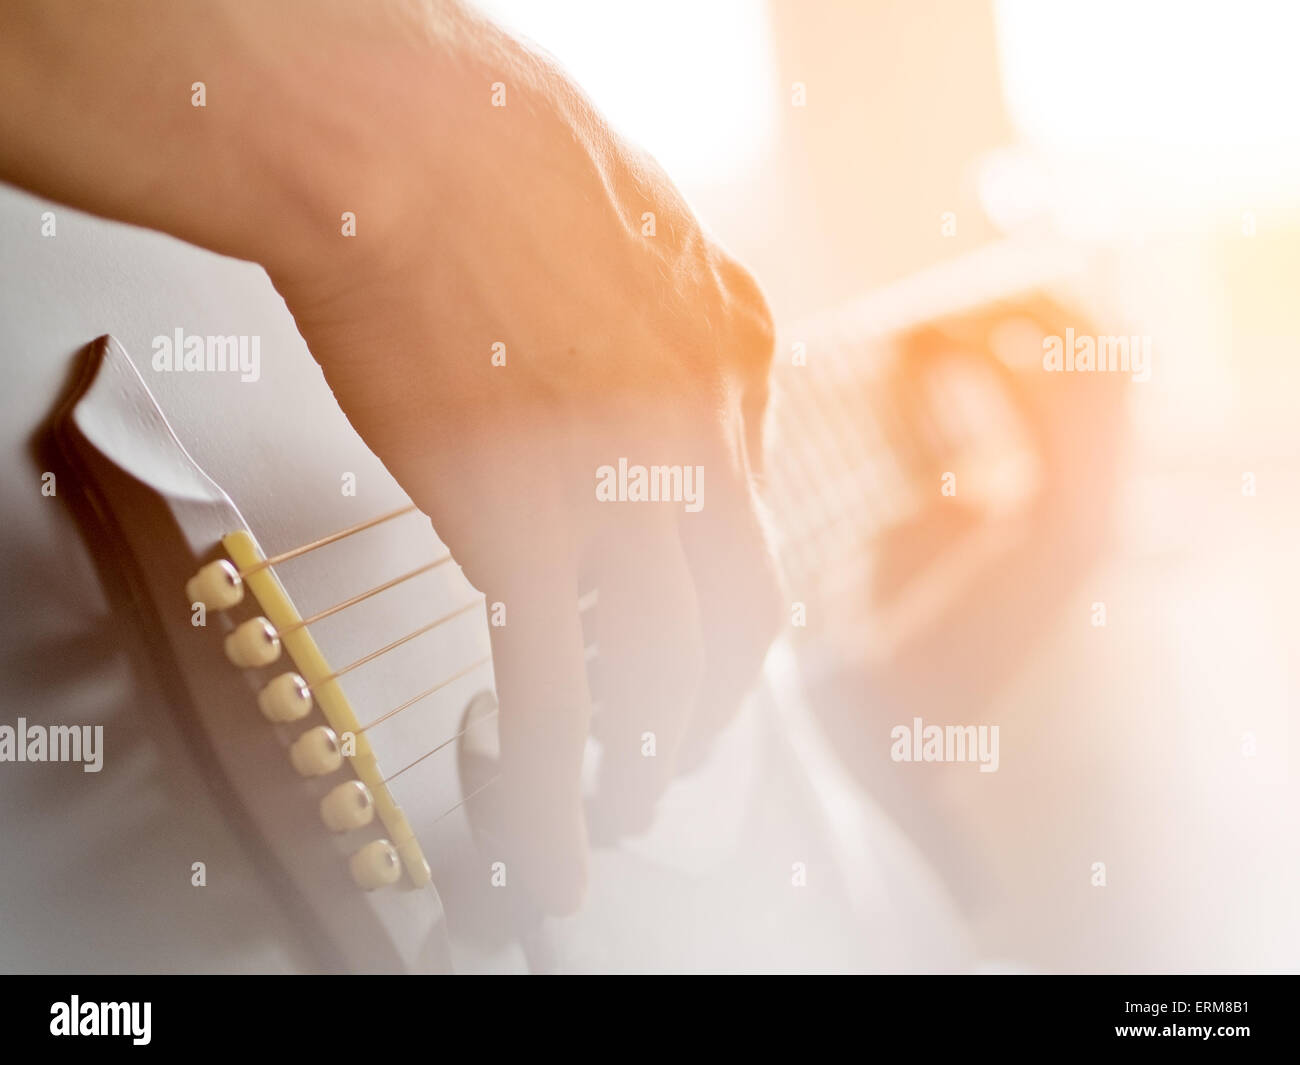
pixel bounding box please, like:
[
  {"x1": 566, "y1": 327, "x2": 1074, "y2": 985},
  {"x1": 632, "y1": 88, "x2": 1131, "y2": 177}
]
[{"x1": 54, "y1": 335, "x2": 453, "y2": 973}]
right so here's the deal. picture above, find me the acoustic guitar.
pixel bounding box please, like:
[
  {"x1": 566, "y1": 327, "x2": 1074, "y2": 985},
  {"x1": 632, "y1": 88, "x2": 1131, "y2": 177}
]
[{"x1": 1, "y1": 182, "x2": 1106, "y2": 973}]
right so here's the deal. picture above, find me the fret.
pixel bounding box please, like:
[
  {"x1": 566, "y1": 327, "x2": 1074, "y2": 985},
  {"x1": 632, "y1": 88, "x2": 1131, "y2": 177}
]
[{"x1": 762, "y1": 241, "x2": 1083, "y2": 635}]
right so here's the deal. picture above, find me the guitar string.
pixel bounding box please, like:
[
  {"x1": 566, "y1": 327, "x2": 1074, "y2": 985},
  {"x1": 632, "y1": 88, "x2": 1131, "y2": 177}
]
[
  {"x1": 237, "y1": 503, "x2": 418, "y2": 577},
  {"x1": 426, "y1": 773, "x2": 502, "y2": 826},
  {"x1": 279, "y1": 554, "x2": 453, "y2": 635},
  {"x1": 357, "y1": 654, "x2": 493, "y2": 733},
  {"x1": 317, "y1": 587, "x2": 594, "y2": 809},
  {"x1": 243, "y1": 507, "x2": 597, "y2": 817},
  {"x1": 276, "y1": 547, "x2": 596, "y2": 727},
  {"x1": 383, "y1": 706, "x2": 501, "y2": 785},
  {"x1": 308, "y1": 598, "x2": 484, "y2": 687}
]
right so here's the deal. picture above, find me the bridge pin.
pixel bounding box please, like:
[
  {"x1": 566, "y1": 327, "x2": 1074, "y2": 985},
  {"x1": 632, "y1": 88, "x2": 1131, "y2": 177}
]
[
  {"x1": 185, "y1": 559, "x2": 243, "y2": 611},
  {"x1": 289, "y1": 725, "x2": 342, "y2": 777},
  {"x1": 257, "y1": 672, "x2": 312, "y2": 722},
  {"x1": 349, "y1": 839, "x2": 402, "y2": 890},
  {"x1": 224, "y1": 616, "x2": 280, "y2": 668},
  {"x1": 320, "y1": 780, "x2": 375, "y2": 832}
]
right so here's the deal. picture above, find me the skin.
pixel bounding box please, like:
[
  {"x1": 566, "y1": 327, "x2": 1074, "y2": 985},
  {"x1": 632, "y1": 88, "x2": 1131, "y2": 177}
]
[{"x1": 0, "y1": 0, "x2": 781, "y2": 914}]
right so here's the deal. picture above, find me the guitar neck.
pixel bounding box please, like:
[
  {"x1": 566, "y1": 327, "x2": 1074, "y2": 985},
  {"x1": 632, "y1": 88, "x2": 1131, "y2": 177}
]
[{"x1": 763, "y1": 239, "x2": 1096, "y2": 652}]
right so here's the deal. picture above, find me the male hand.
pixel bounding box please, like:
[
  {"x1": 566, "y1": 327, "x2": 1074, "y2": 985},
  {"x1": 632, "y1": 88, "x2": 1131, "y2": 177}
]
[
  {"x1": 0, "y1": 0, "x2": 783, "y2": 916},
  {"x1": 272, "y1": 6, "x2": 782, "y2": 913}
]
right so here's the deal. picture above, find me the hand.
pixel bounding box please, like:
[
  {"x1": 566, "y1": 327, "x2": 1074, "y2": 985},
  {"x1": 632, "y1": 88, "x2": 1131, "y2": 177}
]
[
  {"x1": 269, "y1": 6, "x2": 782, "y2": 914},
  {"x1": 0, "y1": 0, "x2": 782, "y2": 917}
]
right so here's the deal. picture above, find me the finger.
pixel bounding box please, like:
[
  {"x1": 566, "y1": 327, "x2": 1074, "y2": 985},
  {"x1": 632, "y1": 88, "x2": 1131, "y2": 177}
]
[
  {"x1": 677, "y1": 429, "x2": 783, "y2": 766},
  {"x1": 482, "y1": 546, "x2": 592, "y2": 916},
  {"x1": 396, "y1": 408, "x2": 595, "y2": 916},
  {"x1": 585, "y1": 511, "x2": 703, "y2": 838},
  {"x1": 429, "y1": 432, "x2": 593, "y2": 917}
]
